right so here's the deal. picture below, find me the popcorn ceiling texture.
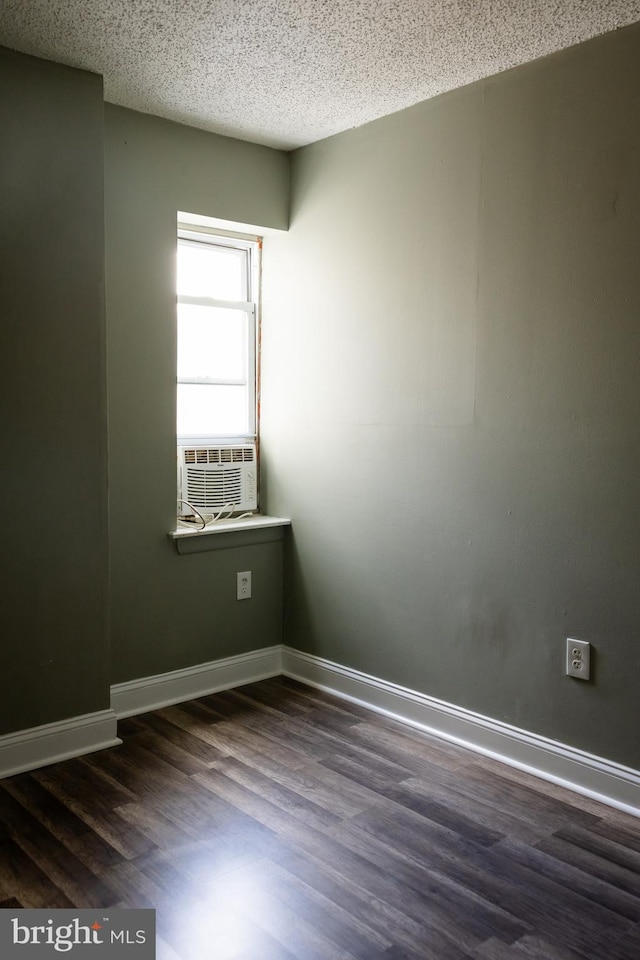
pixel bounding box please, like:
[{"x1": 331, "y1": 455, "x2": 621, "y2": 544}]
[{"x1": 1, "y1": 1, "x2": 639, "y2": 149}]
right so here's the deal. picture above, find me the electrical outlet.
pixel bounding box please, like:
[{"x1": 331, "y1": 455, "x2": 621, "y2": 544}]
[
  {"x1": 566, "y1": 638, "x2": 590, "y2": 680},
  {"x1": 236, "y1": 571, "x2": 251, "y2": 600}
]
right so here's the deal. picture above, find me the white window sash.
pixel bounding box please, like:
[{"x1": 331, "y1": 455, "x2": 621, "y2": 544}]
[{"x1": 176, "y1": 229, "x2": 258, "y2": 441}]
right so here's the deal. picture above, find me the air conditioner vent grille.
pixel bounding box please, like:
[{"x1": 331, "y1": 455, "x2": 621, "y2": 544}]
[
  {"x1": 183, "y1": 446, "x2": 255, "y2": 465},
  {"x1": 186, "y1": 467, "x2": 243, "y2": 510}
]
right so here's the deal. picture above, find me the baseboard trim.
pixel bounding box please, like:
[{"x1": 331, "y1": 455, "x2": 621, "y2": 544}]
[
  {"x1": 13, "y1": 643, "x2": 629, "y2": 817},
  {"x1": 0, "y1": 709, "x2": 121, "y2": 780},
  {"x1": 282, "y1": 646, "x2": 640, "y2": 818},
  {"x1": 111, "y1": 645, "x2": 283, "y2": 718}
]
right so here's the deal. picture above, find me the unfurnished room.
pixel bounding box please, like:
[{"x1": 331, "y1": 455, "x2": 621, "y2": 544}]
[{"x1": 0, "y1": 1, "x2": 639, "y2": 957}]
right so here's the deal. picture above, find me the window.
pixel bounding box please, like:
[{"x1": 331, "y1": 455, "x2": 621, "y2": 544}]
[{"x1": 176, "y1": 226, "x2": 259, "y2": 443}]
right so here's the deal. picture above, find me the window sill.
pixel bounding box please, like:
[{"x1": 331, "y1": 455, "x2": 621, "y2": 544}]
[{"x1": 170, "y1": 515, "x2": 291, "y2": 554}]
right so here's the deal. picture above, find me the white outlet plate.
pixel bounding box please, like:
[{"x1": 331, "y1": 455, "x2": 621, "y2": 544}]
[
  {"x1": 566, "y1": 637, "x2": 590, "y2": 680},
  {"x1": 236, "y1": 571, "x2": 251, "y2": 600}
]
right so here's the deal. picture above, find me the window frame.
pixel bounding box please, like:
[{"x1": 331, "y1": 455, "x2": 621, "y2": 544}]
[{"x1": 176, "y1": 223, "x2": 260, "y2": 446}]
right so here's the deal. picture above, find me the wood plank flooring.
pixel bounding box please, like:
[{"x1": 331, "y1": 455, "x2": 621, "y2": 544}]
[{"x1": 1, "y1": 676, "x2": 639, "y2": 959}]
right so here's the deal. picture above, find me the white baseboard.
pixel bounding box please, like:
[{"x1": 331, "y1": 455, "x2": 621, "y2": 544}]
[
  {"x1": 110, "y1": 645, "x2": 282, "y2": 718},
  {"x1": 11, "y1": 643, "x2": 630, "y2": 817},
  {"x1": 282, "y1": 646, "x2": 640, "y2": 818},
  {"x1": 0, "y1": 709, "x2": 121, "y2": 780}
]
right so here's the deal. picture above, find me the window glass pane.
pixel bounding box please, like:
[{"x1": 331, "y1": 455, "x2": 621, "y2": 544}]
[
  {"x1": 178, "y1": 304, "x2": 246, "y2": 381},
  {"x1": 177, "y1": 240, "x2": 246, "y2": 301},
  {"x1": 177, "y1": 383, "x2": 248, "y2": 436}
]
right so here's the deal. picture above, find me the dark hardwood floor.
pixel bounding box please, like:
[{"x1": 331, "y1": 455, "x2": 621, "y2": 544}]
[{"x1": 1, "y1": 676, "x2": 639, "y2": 959}]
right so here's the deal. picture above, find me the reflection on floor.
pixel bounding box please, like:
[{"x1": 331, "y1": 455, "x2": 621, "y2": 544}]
[{"x1": 1, "y1": 676, "x2": 639, "y2": 959}]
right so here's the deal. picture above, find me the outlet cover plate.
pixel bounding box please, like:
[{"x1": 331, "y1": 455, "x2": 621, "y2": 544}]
[
  {"x1": 566, "y1": 637, "x2": 590, "y2": 680},
  {"x1": 237, "y1": 570, "x2": 252, "y2": 600}
]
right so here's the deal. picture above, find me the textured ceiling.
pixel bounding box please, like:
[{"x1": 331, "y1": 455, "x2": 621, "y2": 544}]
[{"x1": 1, "y1": 1, "x2": 640, "y2": 150}]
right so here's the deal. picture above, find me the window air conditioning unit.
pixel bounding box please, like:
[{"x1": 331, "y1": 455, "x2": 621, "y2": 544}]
[{"x1": 178, "y1": 444, "x2": 257, "y2": 516}]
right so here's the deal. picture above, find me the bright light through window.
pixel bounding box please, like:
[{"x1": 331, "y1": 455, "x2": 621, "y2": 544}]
[
  {"x1": 176, "y1": 229, "x2": 258, "y2": 440},
  {"x1": 177, "y1": 304, "x2": 246, "y2": 381},
  {"x1": 177, "y1": 242, "x2": 245, "y2": 301}
]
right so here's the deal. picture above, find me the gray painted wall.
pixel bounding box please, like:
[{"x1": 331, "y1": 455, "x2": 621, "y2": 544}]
[
  {"x1": 0, "y1": 49, "x2": 109, "y2": 733},
  {"x1": 261, "y1": 24, "x2": 640, "y2": 768},
  {"x1": 104, "y1": 106, "x2": 289, "y2": 683},
  {"x1": 0, "y1": 53, "x2": 289, "y2": 733}
]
